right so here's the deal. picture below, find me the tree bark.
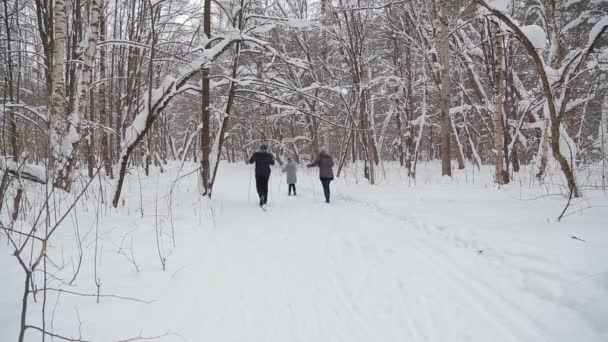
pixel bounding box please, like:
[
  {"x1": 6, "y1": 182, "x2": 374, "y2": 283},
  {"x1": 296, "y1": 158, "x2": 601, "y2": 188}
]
[
  {"x1": 493, "y1": 26, "x2": 506, "y2": 185},
  {"x1": 49, "y1": 0, "x2": 68, "y2": 188},
  {"x1": 200, "y1": 0, "x2": 212, "y2": 195},
  {"x1": 99, "y1": 7, "x2": 113, "y2": 178},
  {"x1": 438, "y1": 0, "x2": 452, "y2": 176}
]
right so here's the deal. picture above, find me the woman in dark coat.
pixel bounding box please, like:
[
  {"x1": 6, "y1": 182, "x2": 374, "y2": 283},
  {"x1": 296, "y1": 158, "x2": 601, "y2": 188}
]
[{"x1": 307, "y1": 148, "x2": 334, "y2": 203}]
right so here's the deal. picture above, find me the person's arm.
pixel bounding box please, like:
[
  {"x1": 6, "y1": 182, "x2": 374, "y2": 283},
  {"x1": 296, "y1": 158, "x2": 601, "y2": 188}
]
[
  {"x1": 269, "y1": 154, "x2": 275, "y2": 166},
  {"x1": 307, "y1": 157, "x2": 319, "y2": 168},
  {"x1": 248, "y1": 153, "x2": 256, "y2": 164}
]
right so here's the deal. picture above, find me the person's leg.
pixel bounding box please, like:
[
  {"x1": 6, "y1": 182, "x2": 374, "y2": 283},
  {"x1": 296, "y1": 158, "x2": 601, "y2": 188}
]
[
  {"x1": 255, "y1": 176, "x2": 264, "y2": 205},
  {"x1": 288, "y1": 184, "x2": 293, "y2": 195},
  {"x1": 293, "y1": 184, "x2": 297, "y2": 196},
  {"x1": 321, "y1": 178, "x2": 330, "y2": 203},
  {"x1": 263, "y1": 175, "x2": 270, "y2": 204}
]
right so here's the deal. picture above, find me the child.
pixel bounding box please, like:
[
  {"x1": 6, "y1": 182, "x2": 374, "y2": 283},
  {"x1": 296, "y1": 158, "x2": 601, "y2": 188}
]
[{"x1": 283, "y1": 158, "x2": 298, "y2": 196}]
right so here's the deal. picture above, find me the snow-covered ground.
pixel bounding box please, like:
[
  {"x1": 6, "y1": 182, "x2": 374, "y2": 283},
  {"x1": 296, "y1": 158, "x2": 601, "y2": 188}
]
[{"x1": 1, "y1": 161, "x2": 607, "y2": 342}]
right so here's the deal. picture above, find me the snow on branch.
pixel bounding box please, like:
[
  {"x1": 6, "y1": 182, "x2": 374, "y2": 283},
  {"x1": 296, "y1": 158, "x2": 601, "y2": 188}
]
[
  {"x1": 119, "y1": 30, "x2": 244, "y2": 159},
  {"x1": 113, "y1": 30, "x2": 281, "y2": 206},
  {"x1": 151, "y1": 0, "x2": 170, "y2": 7},
  {"x1": 565, "y1": 94, "x2": 595, "y2": 113},
  {"x1": 246, "y1": 15, "x2": 315, "y2": 32},
  {"x1": 476, "y1": 0, "x2": 560, "y2": 118},
  {"x1": 485, "y1": 0, "x2": 512, "y2": 12},
  {"x1": 589, "y1": 16, "x2": 608, "y2": 46},
  {"x1": 4, "y1": 103, "x2": 48, "y2": 122},
  {"x1": 520, "y1": 25, "x2": 547, "y2": 50},
  {"x1": 449, "y1": 105, "x2": 473, "y2": 116},
  {"x1": 0, "y1": 156, "x2": 47, "y2": 184}
]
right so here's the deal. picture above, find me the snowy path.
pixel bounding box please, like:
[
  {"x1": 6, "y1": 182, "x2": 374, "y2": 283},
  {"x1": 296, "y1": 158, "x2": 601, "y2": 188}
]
[
  {"x1": 171, "y1": 191, "x2": 543, "y2": 342},
  {"x1": 1, "y1": 163, "x2": 606, "y2": 342},
  {"x1": 123, "y1": 166, "x2": 556, "y2": 342}
]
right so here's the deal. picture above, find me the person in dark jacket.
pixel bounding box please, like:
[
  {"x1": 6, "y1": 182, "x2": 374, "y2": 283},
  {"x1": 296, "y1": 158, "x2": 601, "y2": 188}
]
[
  {"x1": 307, "y1": 148, "x2": 334, "y2": 203},
  {"x1": 249, "y1": 144, "x2": 275, "y2": 206}
]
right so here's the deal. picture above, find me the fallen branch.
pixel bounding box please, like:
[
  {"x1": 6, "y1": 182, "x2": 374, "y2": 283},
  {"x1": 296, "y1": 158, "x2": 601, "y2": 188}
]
[
  {"x1": 32, "y1": 288, "x2": 153, "y2": 304},
  {"x1": 571, "y1": 236, "x2": 587, "y2": 243},
  {"x1": 115, "y1": 331, "x2": 180, "y2": 342},
  {"x1": 0, "y1": 156, "x2": 47, "y2": 184},
  {"x1": 25, "y1": 325, "x2": 90, "y2": 342}
]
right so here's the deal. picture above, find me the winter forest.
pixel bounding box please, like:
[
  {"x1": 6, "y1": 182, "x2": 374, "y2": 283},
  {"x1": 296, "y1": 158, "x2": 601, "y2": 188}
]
[{"x1": 1, "y1": 0, "x2": 608, "y2": 340}]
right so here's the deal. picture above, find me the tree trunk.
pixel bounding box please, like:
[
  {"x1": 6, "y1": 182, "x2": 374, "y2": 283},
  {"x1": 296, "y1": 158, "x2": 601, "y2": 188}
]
[
  {"x1": 49, "y1": 0, "x2": 68, "y2": 188},
  {"x1": 536, "y1": 124, "x2": 550, "y2": 180},
  {"x1": 493, "y1": 26, "x2": 506, "y2": 185},
  {"x1": 438, "y1": 0, "x2": 452, "y2": 176},
  {"x1": 2, "y1": 0, "x2": 19, "y2": 163},
  {"x1": 87, "y1": 91, "x2": 96, "y2": 178},
  {"x1": 452, "y1": 117, "x2": 466, "y2": 170},
  {"x1": 209, "y1": 31, "x2": 242, "y2": 195},
  {"x1": 99, "y1": 7, "x2": 113, "y2": 178},
  {"x1": 477, "y1": 0, "x2": 583, "y2": 196},
  {"x1": 200, "y1": 0, "x2": 212, "y2": 195}
]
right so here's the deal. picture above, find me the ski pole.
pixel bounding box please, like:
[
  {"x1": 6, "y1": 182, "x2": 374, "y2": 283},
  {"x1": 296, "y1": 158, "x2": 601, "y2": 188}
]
[
  {"x1": 310, "y1": 167, "x2": 316, "y2": 198},
  {"x1": 277, "y1": 167, "x2": 284, "y2": 194},
  {"x1": 248, "y1": 166, "x2": 253, "y2": 203}
]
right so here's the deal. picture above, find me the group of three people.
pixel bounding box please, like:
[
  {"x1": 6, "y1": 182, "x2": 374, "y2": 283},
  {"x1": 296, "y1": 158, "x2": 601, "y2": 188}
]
[{"x1": 248, "y1": 144, "x2": 334, "y2": 206}]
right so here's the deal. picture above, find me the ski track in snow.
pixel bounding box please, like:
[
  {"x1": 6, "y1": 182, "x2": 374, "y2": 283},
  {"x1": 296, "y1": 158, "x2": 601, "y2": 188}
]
[
  {"x1": 321, "y1": 195, "x2": 543, "y2": 342},
  {"x1": 332, "y1": 193, "x2": 545, "y2": 340},
  {"x1": 1, "y1": 163, "x2": 606, "y2": 342},
  {"x1": 188, "y1": 174, "x2": 544, "y2": 342}
]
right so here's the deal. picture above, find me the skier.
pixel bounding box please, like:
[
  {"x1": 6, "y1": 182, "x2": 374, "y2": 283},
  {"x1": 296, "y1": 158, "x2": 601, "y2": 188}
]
[
  {"x1": 282, "y1": 158, "x2": 298, "y2": 196},
  {"x1": 248, "y1": 144, "x2": 275, "y2": 206},
  {"x1": 307, "y1": 148, "x2": 334, "y2": 203}
]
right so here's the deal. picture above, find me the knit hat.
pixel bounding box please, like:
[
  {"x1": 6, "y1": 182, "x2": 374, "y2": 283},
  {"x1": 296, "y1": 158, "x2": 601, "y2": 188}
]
[{"x1": 260, "y1": 144, "x2": 268, "y2": 151}]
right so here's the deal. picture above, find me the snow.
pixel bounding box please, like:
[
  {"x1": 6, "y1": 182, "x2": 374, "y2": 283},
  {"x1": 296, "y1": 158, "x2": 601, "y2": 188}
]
[
  {"x1": 253, "y1": 16, "x2": 313, "y2": 30},
  {"x1": 5, "y1": 103, "x2": 48, "y2": 122},
  {"x1": 563, "y1": 11, "x2": 589, "y2": 34},
  {"x1": 486, "y1": 0, "x2": 511, "y2": 12},
  {"x1": 588, "y1": 16, "x2": 608, "y2": 45},
  {"x1": 119, "y1": 30, "x2": 244, "y2": 165},
  {"x1": 599, "y1": 48, "x2": 608, "y2": 71},
  {"x1": 122, "y1": 104, "x2": 151, "y2": 152},
  {"x1": 449, "y1": 104, "x2": 472, "y2": 115},
  {"x1": 283, "y1": 56, "x2": 309, "y2": 69},
  {"x1": 565, "y1": 0, "x2": 582, "y2": 7},
  {"x1": 0, "y1": 157, "x2": 47, "y2": 183},
  {"x1": 521, "y1": 25, "x2": 547, "y2": 50},
  {"x1": 284, "y1": 18, "x2": 314, "y2": 29},
  {"x1": 1, "y1": 162, "x2": 607, "y2": 341},
  {"x1": 151, "y1": 0, "x2": 168, "y2": 7},
  {"x1": 231, "y1": 5, "x2": 241, "y2": 18}
]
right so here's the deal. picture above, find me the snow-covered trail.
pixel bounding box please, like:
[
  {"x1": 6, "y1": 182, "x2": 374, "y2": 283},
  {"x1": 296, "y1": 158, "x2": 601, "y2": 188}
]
[
  {"x1": 121, "y1": 165, "x2": 561, "y2": 342},
  {"x1": 1, "y1": 162, "x2": 606, "y2": 342},
  {"x1": 178, "y1": 193, "x2": 544, "y2": 342}
]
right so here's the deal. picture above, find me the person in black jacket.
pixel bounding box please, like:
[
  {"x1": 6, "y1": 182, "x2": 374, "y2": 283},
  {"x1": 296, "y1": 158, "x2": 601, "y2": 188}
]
[{"x1": 249, "y1": 144, "x2": 275, "y2": 206}]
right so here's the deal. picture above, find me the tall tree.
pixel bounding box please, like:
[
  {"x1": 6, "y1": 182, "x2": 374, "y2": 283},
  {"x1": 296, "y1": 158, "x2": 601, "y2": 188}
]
[
  {"x1": 438, "y1": 0, "x2": 452, "y2": 176},
  {"x1": 200, "y1": 0, "x2": 212, "y2": 195},
  {"x1": 493, "y1": 25, "x2": 506, "y2": 184}
]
